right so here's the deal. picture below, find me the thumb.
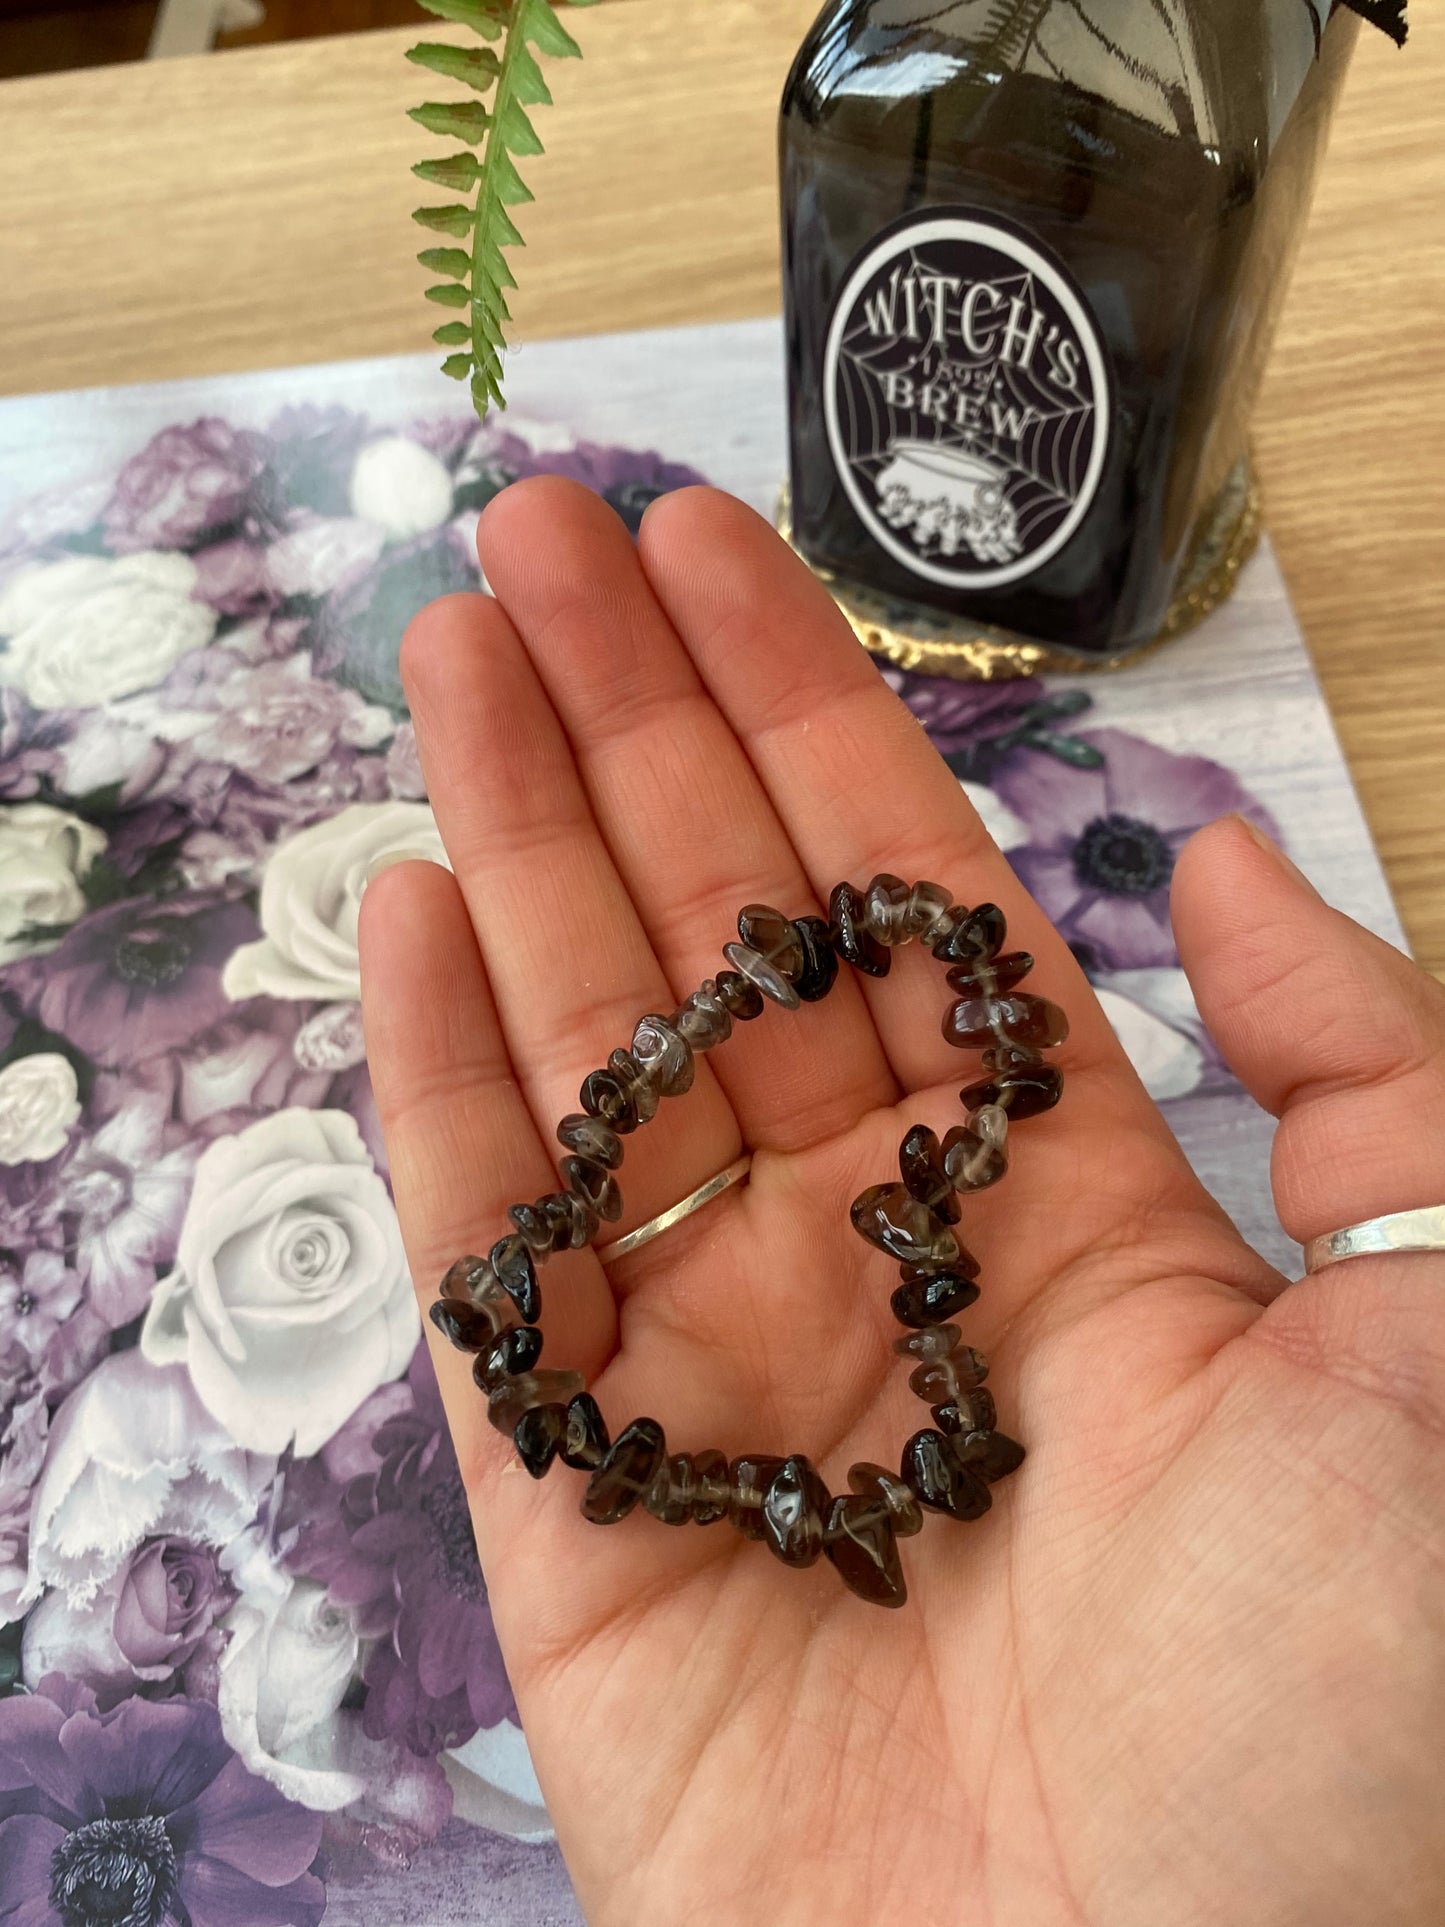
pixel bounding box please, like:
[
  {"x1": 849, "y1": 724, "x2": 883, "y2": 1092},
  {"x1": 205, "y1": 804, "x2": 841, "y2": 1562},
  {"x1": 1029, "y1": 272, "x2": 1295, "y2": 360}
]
[{"x1": 1171, "y1": 814, "x2": 1445, "y2": 1252}]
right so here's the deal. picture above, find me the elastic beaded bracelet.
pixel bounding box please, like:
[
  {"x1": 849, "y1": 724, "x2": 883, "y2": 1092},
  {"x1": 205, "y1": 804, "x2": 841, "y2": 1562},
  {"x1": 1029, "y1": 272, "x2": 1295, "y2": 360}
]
[{"x1": 430, "y1": 877, "x2": 1067, "y2": 1609}]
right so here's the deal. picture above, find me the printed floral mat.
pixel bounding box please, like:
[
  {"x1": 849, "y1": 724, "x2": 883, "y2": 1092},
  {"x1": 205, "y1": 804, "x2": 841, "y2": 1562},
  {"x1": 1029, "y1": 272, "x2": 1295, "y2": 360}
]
[{"x1": 0, "y1": 321, "x2": 1405, "y2": 1926}]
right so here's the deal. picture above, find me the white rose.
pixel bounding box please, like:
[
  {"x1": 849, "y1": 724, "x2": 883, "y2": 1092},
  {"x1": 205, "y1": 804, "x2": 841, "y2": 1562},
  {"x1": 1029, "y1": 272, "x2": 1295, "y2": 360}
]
[
  {"x1": 1096, "y1": 977, "x2": 1206, "y2": 1102},
  {"x1": 959, "y1": 780, "x2": 1031, "y2": 853},
  {"x1": 222, "y1": 799, "x2": 448, "y2": 1003},
  {"x1": 349, "y1": 435, "x2": 454, "y2": 540},
  {"x1": 218, "y1": 1532, "x2": 362, "y2": 1811},
  {"x1": 0, "y1": 551, "x2": 217, "y2": 708},
  {"x1": 0, "y1": 1053, "x2": 82, "y2": 1166},
  {"x1": 267, "y1": 517, "x2": 387, "y2": 598},
  {"x1": 140, "y1": 1107, "x2": 418, "y2": 1455},
  {"x1": 21, "y1": 1350, "x2": 273, "y2": 1607},
  {"x1": 445, "y1": 1720, "x2": 552, "y2": 1843},
  {"x1": 0, "y1": 802, "x2": 106, "y2": 965}
]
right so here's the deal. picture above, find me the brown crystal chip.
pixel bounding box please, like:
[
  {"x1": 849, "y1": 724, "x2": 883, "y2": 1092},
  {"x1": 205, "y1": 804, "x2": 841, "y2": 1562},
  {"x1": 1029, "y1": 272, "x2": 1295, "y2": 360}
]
[
  {"x1": 561, "y1": 1392, "x2": 609, "y2": 1471},
  {"x1": 898, "y1": 1124, "x2": 959, "y2": 1222},
  {"x1": 721, "y1": 941, "x2": 801, "y2": 1010},
  {"x1": 691, "y1": 1447, "x2": 732, "y2": 1524},
  {"x1": 608, "y1": 1049, "x2": 661, "y2": 1125},
  {"x1": 428, "y1": 1297, "x2": 504, "y2": 1352},
  {"x1": 674, "y1": 982, "x2": 733, "y2": 1049},
  {"x1": 961, "y1": 1066, "x2": 1064, "y2": 1121},
  {"x1": 901, "y1": 1428, "x2": 992, "y2": 1522},
  {"x1": 557, "y1": 1112, "x2": 624, "y2": 1169},
  {"x1": 581, "y1": 1418, "x2": 666, "y2": 1524},
  {"x1": 632, "y1": 1013, "x2": 695, "y2": 1097},
  {"x1": 945, "y1": 951, "x2": 1034, "y2": 997},
  {"x1": 942, "y1": 1122, "x2": 1007, "y2": 1192},
  {"x1": 828, "y1": 882, "x2": 889, "y2": 977},
  {"x1": 849, "y1": 1183, "x2": 960, "y2": 1267},
  {"x1": 644, "y1": 1453, "x2": 698, "y2": 1526},
  {"x1": 562, "y1": 1155, "x2": 622, "y2": 1223},
  {"x1": 824, "y1": 1495, "x2": 907, "y2": 1607},
  {"x1": 473, "y1": 1323, "x2": 543, "y2": 1393},
  {"x1": 792, "y1": 916, "x2": 839, "y2": 1002},
  {"x1": 943, "y1": 992, "x2": 1069, "y2": 1053},
  {"x1": 890, "y1": 1271, "x2": 980, "y2": 1329},
  {"x1": 760, "y1": 1454, "x2": 830, "y2": 1567},
  {"x1": 933, "y1": 1389, "x2": 997, "y2": 1436},
  {"x1": 908, "y1": 1351, "x2": 989, "y2": 1405},
  {"x1": 902, "y1": 880, "x2": 953, "y2": 941},
  {"x1": 954, "y1": 1429, "x2": 1026, "y2": 1483},
  {"x1": 513, "y1": 1403, "x2": 567, "y2": 1478},
  {"x1": 487, "y1": 1368, "x2": 585, "y2": 1436},
  {"x1": 892, "y1": 1322, "x2": 961, "y2": 1362},
  {"x1": 580, "y1": 1066, "x2": 640, "y2": 1132},
  {"x1": 490, "y1": 1236, "x2": 540, "y2": 1320},
  {"x1": 714, "y1": 969, "x2": 764, "y2": 1020},
  {"x1": 931, "y1": 902, "x2": 1006, "y2": 964},
  {"x1": 847, "y1": 1461, "x2": 923, "y2": 1537},
  {"x1": 736, "y1": 905, "x2": 805, "y2": 980},
  {"x1": 862, "y1": 873, "x2": 911, "y2": 946},
  {"x1": 440, "y1": 1253, "x2": 491, "y2": 1302},
  {"x1": 727, "y1": 1454, "x2": 786, "y2": 1540}
]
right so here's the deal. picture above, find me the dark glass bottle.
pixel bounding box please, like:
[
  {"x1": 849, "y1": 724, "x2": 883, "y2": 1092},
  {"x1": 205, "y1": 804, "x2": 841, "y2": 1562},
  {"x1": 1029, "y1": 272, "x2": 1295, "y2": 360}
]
[{"x1": 780, "y1": 0, "x2": 1359, "y2": 667}]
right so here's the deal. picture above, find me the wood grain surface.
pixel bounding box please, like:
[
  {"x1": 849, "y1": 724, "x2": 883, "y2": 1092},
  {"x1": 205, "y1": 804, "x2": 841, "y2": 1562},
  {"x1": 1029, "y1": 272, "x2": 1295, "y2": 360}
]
[{"x1": 0, "y1": 0, "x2": 1439, "y2": 969}]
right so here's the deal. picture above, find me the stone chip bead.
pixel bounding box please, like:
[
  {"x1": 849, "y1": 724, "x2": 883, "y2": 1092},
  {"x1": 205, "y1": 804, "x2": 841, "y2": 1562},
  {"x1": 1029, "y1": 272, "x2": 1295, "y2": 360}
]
[
  {"x1": 736, "y1": 904, "x2": 805, "y2": 980},
  {"x1": 942, "y1": 1115, "x2": 1008, "y2": 1192},
  {"x1": 562, "y1": 1155, "x2": 623, "y2": 1223},
  {"x1": 727, "y1": 1454, "x2": 786, "y2": 1540},
  {"x1": 934, "y1": 1389, "x2": 997, "y2": 1436},
  {"x1": 582, "y1": 1418, "x2": 666, "y2": 1523},
  {"x1": 890, "y1": 1268, "x2": 980, "y2": 1329},
  {"x1": 792, "y1": 916, "x2": 839, "y2": 1003},
  {"x1": 902, "y1": 879, "x2": 953, "y2": 941},
  {"x1": 721, "y1": 940, "x2": 801, "y2": 1010},
  {"x1": 892, "y1": 1322, "x2": 962, "y2": 1363},
  {"x1": 691, "y1": 1448, "x2": 732, "y2": 1524},
  {"x1": 847, "y1": 1461, "x2": 923, "y2": 1536},
  {"x1": 487, "y1": 1368, "x2": 585, "y2": 1436},
  {"x1": 954, "y1": 1429, "x2": 1027, "y2": 1483},
  {"x1": 674, "y1": 981, "x2": 733, "y2": 1050},
  {"x1": 828, "y1": 881, "x2": 890, "y2": 977},
  {"x1": 556, "y1": 1112, "x2": 624, "y2": 1170},
  {"x1": 862, "y1": 872, "x2": 911, "y2": 946},
  {"x1": 943, "y1": 992, "x2": 1069, "y2": 1053},
  {"x1": 538, "y1": 1190, "x2": 599, "y2": 1251},
  {"x1": 608, "y1": 1049, "x2": 661, "y2": 1125},
  {"x1": 946, "y1": 951, "x2": 1035, "y2": 997},
  {"x1": 632, "y1": 1013, "x2": 695, "y2": 1097},
  {"x1": 579, "y1": 1066, "x2": 641, "y2": 1133},
  {"x1": 902, "y1": 1428, "x2": 992, "y2": 1521},
  {"x1": 473, "y1": 1323, "x2": 543, "y2": 1393},
  {"x1": 961, "y1": 1065, "x2": 1064, "y2": 1120},
  {"x1": 561, "y1": 1392, "x2": 610, "y2": 1470},
  {"x1": 761, "y1": 1454, "x2": 831, "y2": 1568},
  {"x1": 513, "y1": 1403, "x2": 567, "y2": 1478},
  {"x1": 489, "y1": 1236, "x2": 541, "y2": 1320},
  {"x1": 714, "y1": 969, "x2": 765, "y2": 1020},
  {"x1": 908, "y1": 1347, "x2": 990, "y2": 1406},
  {"x1": 850, "y1": 1183, "x2": 961, "y2": 1267},
  {"x1": 429, "y1": 1293, "x2": 508, "y2": 1352},
  {"x1": 644, "y1": 1453, "x2": 698, "y2": 1525},
  {"x1": 931, "y1": 901, "x2": 1006, "y2": 964},
  {"x1": 898, "y1": 1124, "x2": 960, "y2": 1224},
  {"x1": 824, "y1": 1495, "x2": 906, "y2": 1607}
]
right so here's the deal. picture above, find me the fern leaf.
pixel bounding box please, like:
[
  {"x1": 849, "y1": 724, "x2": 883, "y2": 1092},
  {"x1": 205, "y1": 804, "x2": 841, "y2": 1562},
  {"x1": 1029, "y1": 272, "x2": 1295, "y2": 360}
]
[
  {"x1": 412, "y1": 204, "x2": 475, "y2": 237},
  {"x1": 408, "y1": 101, "x2": 491, "y2": 143},
  {"x1": 417, "y1": 0, "x2": 507, "y2": 35},
  {"x1": 413, "y1": 153, "x2": 485, "y2": 190},
  {"x1": 496, "y1": 97, "x2": 544, "y2": 158},
  {"x1": 406, "y1": 42, "x2": 502, "y2": 91},
  {"x1": 433, "y1": 321, "x2": 473, "y2": 346},
  {"x1": 519, "y1": 0, "x2": 582, "y2": 59},
  {"x1": 418, "y1": 246, "x2": 472, "y2": 277},
  {"x1": 424, "y1": 283, "x2": 472, "y2": 308},
  {"x1": 442, "y1": 354, "x2": 475, "y2": 381}
]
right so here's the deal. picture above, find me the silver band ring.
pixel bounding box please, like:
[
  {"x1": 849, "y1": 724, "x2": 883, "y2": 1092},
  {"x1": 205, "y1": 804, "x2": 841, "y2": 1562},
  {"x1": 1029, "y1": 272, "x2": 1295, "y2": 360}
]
[
  {"x1": 1303, "y1": 1204, "x2": 1445, "y2": 1275},
  {"x1": 597, "y1": 1155, "x2": 753, "y2": 1264}
]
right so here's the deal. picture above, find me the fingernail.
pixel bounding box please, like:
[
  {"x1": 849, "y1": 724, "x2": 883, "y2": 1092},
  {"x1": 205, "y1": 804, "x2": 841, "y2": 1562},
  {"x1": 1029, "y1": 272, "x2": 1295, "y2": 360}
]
[
  {"x1": 1231, "y1": 815, "x2": 1320, "y2": 897},
  {"x1": 363, "y1": 847, "x2": 438, "y2": 889}
]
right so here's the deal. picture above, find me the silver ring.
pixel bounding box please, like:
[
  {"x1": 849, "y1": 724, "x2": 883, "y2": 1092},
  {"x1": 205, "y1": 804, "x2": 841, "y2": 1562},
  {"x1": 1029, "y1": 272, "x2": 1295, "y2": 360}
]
[
  {"x1": 1303, "y1": 1204, "x2": 1445, "y2": 1275},
  {"x1": 597, "y1": 1155, "x2": 753, "y2": 1264}
]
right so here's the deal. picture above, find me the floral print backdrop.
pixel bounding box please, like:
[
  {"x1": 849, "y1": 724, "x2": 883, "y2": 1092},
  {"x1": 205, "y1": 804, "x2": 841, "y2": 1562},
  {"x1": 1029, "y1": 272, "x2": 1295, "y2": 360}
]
[{"x1": 0, "y1": 321, "x2": 1405, "y2": 1926}]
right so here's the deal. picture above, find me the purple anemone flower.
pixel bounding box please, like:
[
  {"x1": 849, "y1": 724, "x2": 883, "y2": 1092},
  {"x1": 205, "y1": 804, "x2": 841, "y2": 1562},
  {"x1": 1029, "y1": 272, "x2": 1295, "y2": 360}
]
[
  {"x1": 993, "y1": 725, "x2": 1279, "y2": 971},
  {"x1": 102, "y1": 420, "x2": 270, "y2": 557},
  {"x1": 888, "y1": 672, "x2": 1044, "y2": 758},
  {"x1": 5, "y1": 894, "x2": 262, "y2": 1071},
  {"x1": 0, "y1": 1680, "x2": 325, "y2": 1927},
  {"x1": 281, "y1": 1349, "x2": 515, "y2": 1758}
]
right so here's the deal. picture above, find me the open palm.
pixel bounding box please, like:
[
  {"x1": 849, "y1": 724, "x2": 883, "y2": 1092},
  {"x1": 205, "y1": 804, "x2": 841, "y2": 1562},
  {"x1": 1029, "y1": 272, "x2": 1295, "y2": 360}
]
[{"x1": 359, "y1": 481, "x2": 1445, "y2": 1927}]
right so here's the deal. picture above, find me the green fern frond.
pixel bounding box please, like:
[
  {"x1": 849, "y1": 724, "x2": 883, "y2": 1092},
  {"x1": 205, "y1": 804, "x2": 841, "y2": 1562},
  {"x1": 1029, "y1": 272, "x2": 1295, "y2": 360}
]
[{"x1": 408, "y1": 0, "x2": 595, "y2": 421}]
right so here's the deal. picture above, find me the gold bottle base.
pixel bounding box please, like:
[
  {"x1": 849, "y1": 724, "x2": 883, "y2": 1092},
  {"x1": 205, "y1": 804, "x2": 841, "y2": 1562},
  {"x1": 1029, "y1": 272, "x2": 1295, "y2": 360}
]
[{"x1": 775, "y1": 454, "x2": 1262, "y2": 681}]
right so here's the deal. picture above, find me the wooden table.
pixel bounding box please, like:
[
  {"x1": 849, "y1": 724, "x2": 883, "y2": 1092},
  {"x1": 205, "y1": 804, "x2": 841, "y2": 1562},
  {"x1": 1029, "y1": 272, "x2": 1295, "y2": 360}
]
[{"x1": 1, "y1": 1, "x2": 1440, "y2": 972}]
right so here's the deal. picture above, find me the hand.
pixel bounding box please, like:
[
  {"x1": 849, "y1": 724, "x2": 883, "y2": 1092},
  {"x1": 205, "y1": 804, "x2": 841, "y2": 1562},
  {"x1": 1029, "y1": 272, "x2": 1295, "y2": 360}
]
[{"x1": 359, "y1": 481, "x2": 1445, "y2": 1927}]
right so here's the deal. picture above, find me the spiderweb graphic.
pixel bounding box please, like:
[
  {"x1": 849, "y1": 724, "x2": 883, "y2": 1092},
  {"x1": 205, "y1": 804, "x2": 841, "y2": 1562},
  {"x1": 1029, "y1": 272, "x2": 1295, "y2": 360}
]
[{"x1": 832, "y1": 239, "x2": 1103, "y2": 565}]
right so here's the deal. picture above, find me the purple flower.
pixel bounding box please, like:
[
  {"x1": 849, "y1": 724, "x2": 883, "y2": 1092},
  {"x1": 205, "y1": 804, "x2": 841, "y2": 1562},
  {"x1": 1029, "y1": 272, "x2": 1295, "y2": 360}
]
[
  {"x1": 103, "y1": 420, "x2": 270, "y2": 556},
  {"x1": 184, "y1": 655, "x2": 392, "y2": 788},
  {"x1": 115, "y1": 1538, "x2": 235, "y2": 1679},
  {"x1": 0, "y1": 1680, "x2": 325, "y2": 1927},
  {"x1": 994, "y1": 726, "x2": 1279, "y2": 970},
  {"x1": 311, "y1": 528, "x2": 478, "y2": 714},
  {"x1": 282, "y1": 1349, "x2": 514, "y2": 1758},
  {"x1": 0, "y1": 1388, "x2": 48, "y2": 1622},
  {"x1": 6, "y1": 894, "x2": 263, "y2": 1071},
  {"x1": 190, "y1": 539, "x2": 276, "y2": 618},
  {"x1": 0, "y1": 1253, "x2": 81, "y2": 1361},
  {"x1": 887, "y1": 671, "x2": 1044, "y2": 757},
  {"x1": 494, "y1": 432, "x2": 707, "y2": 532},
  {"x1": 383, "y1": 721, "x2": 425, "y2": 800}
]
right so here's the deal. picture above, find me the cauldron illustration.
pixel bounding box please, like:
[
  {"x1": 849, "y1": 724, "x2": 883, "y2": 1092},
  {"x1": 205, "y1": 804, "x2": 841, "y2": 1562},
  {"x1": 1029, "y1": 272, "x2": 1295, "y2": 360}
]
[{"x1": 874, "y1": 440, "x2": 1022, "y2": 566}]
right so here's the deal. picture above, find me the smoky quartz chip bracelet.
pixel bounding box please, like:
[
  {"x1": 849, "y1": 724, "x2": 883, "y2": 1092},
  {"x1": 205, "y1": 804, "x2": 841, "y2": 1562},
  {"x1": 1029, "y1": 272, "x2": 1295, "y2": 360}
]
[{"x1": 429, "y1": 877, "x2": 1067, "y2": 1609}]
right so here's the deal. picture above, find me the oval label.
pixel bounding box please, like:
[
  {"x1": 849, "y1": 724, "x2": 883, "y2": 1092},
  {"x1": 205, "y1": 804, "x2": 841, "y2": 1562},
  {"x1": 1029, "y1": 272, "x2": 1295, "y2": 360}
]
[{"x1": 823, "y1": 212, "x2": 1112, "y2": 590}]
